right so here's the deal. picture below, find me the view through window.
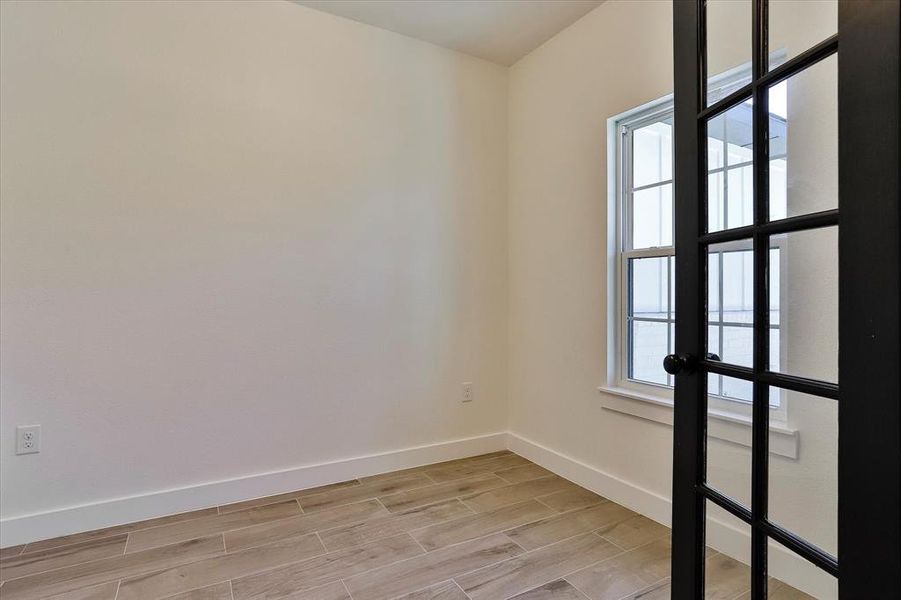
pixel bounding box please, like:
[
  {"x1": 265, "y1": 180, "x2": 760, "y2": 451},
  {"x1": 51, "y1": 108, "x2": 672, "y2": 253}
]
[{"x1": 620, "y1": 82, "x2": 788, "y2": 406}]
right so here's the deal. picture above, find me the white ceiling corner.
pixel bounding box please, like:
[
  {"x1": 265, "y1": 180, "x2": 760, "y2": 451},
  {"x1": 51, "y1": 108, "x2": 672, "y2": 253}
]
[{"x1": 293, "y1": 0, "x2": 605, "y2": 66}]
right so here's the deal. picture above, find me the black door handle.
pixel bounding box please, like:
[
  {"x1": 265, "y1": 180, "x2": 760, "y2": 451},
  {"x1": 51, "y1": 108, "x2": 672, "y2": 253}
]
[{"x1": 663, "y1": 353, "x2": 698, "y2": 375}]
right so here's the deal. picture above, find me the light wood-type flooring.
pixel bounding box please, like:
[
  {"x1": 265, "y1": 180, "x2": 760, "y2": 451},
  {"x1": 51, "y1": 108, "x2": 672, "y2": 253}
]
[{"x1": 0, "y1": 451, "x2": 813, "y2": 599}]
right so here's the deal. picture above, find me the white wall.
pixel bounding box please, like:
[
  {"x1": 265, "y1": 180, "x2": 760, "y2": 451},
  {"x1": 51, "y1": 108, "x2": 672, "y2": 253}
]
[
  {"x1": 508, "y1": 0, "x2": 837, "y2": 595},
  {"x1": 0, "y1": 2, "x2": 841, "y2": 588},
  {"x1": 509, "y1": 0, "x2": 675, "y2": 529},
  {"x1": 0, "y1": 0, "x2": 508, "y2": 529}
]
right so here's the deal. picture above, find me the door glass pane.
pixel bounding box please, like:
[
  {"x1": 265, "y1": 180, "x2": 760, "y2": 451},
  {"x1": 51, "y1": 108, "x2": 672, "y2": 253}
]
[
  {"x1": 668, "y1": 255, "x2": 676, "y2": 387},
  {"x1": 708, "y1": 253, "x2": 720, "y2": 322},
  {"x1": 707, "y1": 376, "x2": 753, "y2": 507},
  {"x1": 721, "y1": 375, "x2": 753, "y2": 403},
  {"x1": 708, "y1": 102, "x2": 754, "y2": 232},
  {"x1": 726, "y1": 166, "x2": 754, "y2": 228},
  {"x1": 769, "y1": 389, "x2": 837, "y2": 559},
  {"x1": 707, "y1": 241, "x2": 754, "y2": 369},
  {"x1": 632, "y1": 184, "x2": 673, "y2": 249},
  {"x1": 706, "y1": 0, "x2": 752, "y2": 106},
  {"x1": 705, "y1": 501, "x2": 751, "y2": 597},
  {"x1": 767, "y1": 544, "x2": 836, "y2": 599},
  {"x1": 708, "y1": 172, "x2": 725, "y2": 231},
  {"x1": 768, "y1": 55, "x2": 837, "y2": 221},
  {"x1": 769, "y1": 159, "x2": 788, "y2": 221},
  {"x1": 722, "y1": 326, "x2": 754, "y2": 370},
  {"x1": 769, "y1": 248, "x2": 781, "y2": 326},
  {"x1": 669, "y1": 322, "x2": 676, "y2": 387},
  {"x1": 769, "y1": 0, "x2": 837, "y2": 69},
  {"x1": 769, "y1": 227, "x2": 837, "y2": 383},
  {"x1": 669, "y1": 255, "x2": 676, "y2": 314},
  {"x1": 633, "y1": 119, "x2": 673, "y2": 188}
]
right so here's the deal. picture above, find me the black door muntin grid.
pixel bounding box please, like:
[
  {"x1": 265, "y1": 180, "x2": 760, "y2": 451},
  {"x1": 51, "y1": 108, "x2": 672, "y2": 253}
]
[{"x1": 673, "y1": 1, "x2": 841, "y2": 597}]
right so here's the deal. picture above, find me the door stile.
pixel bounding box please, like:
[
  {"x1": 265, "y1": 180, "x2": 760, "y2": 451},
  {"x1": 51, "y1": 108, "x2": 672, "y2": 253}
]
[
  {"x1": 670, "y1": 0, "x2": 706, "y2": 597},
  {"x1": 673, "y1": 0, "x2": 900, "y2": 596},
  {"x1": 837, "y1": 0, "x2": 901, "y2": 596}
]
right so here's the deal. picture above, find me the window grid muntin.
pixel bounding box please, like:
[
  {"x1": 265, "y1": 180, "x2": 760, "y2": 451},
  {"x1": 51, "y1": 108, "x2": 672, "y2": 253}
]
[{"x1": 618, "y1": 99, "x2": 787, "y2": 414}]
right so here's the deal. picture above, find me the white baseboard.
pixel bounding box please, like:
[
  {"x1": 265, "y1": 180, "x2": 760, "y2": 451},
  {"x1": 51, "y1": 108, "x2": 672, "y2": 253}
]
[
  {"x1": 505, "y1": 432, "x2": 837, "y2": 599},
  {"x1": 506, "y1": 431, "x2": 672, "y2": 525},
  {"x1": 0, "y1": 432, "x2": 507, "y2": 548},
  {"x1": 0, "y1": 429, "x2": 835, "y2": 599}
]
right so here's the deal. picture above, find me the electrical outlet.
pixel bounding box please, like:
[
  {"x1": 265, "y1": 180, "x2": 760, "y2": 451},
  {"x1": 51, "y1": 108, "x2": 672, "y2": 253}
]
[
  {"x1": 16, "y1": 425, "x2": 41, "y2": 455},
  {"x1": 462, "y1": 382, "x2": 474, "y2": 403}
]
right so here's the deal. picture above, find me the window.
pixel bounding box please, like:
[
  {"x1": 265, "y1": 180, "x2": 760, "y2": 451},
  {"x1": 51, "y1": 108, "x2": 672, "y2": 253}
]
[
  {"x1": 619, "y1": 111, "x2": 675, "y2": 389},
  {"x1": 613, "y1": 76, "x2": 788, "y2": 413}
]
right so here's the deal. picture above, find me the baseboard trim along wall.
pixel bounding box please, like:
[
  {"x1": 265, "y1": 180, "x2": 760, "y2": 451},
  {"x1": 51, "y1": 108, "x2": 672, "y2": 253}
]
[
  {"x1": 0, "y1": 432, "x2": 508, "y2": 547},
  {"x1": 0, "y1": 429, "x2": 834, "y2": 598},
  {"x1": 507, "y1": 431, "x2": 836, "y2": 599}
]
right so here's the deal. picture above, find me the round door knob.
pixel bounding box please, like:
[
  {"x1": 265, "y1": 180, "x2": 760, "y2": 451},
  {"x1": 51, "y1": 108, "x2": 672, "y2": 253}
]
[{"x1": 663, "y1": 353, "x2": 696, "y2": 375}]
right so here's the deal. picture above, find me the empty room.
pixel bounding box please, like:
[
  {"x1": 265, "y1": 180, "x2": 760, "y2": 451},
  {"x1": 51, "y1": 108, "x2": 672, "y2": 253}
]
[{"x1": 1, "y1": 1, "x2": 898, "y2": 598}]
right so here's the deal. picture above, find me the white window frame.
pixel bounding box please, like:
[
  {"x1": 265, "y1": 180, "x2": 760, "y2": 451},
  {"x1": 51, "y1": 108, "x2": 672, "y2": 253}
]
[
  {"x1": 615, "y1": 104, "x2": 676, "y2": 397},
  {"x1": 601, "y1": 67, "x2": 799, "y2": 457}
]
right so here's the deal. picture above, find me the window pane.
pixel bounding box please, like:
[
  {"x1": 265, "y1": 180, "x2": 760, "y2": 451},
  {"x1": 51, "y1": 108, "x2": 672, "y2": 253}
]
[
  {"x1": 769, "y1": 389, "x2": 838, "y2": 562},
  {"x1": 770, "y1": 227, "x2": 838, "y2": 383},
  {"x1": 631, "y1": 184, "x2": 673, "y2": 250},
  {"x1": 705, "y1": 0, "x2": 752, "y2": 106},
  {"x1": 707, "y1": 103, "x2": 754, "y2": 233},
  {"x1": 629, "y1": 256, "x2": 671, "y2": 386},
  {"x1": 632, "y1": 119, "x2": 672, "y2": 188},
  {"x1": 630, "y1": 321, "x2": 668, "y2": 385},
  {"x1": 630, "y1": 257, "x2": 668, "y2": 319},
  {"x1": 769, "y1": 0, "x2": 837, "y2": 70},
  {"x1": 768, "y1": 55, "x2": 837, "y2": 221}
]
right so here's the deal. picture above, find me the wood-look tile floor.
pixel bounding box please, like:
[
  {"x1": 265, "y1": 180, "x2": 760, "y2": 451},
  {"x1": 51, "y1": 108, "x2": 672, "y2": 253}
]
[{"x1": 0, "y1": 452, "x2": 813, "y2": 600}]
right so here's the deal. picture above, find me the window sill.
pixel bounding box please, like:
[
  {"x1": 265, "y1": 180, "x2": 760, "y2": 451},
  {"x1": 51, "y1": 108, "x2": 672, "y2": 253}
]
[{"x1": 597, "y1": 385, "x2": 799, "y2": 459}]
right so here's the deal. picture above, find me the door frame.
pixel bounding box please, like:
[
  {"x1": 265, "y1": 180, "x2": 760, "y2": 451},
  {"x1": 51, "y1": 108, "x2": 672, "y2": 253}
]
[{"x1": 670, "y1": 1, "x2": 900, "y2": 597}]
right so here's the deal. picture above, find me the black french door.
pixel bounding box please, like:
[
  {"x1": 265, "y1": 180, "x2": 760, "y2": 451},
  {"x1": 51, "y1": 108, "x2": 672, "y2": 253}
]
[{"x1": 669, "y1": 1, "x2": 899, "y2": 598}]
